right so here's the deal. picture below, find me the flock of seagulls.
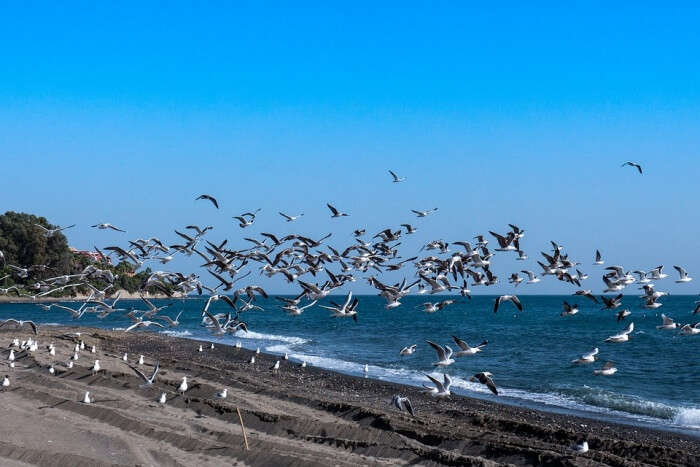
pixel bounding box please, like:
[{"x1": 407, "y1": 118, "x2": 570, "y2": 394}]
[{"x1": 0, "y1": 161, "x2": 697, "y2": 451}]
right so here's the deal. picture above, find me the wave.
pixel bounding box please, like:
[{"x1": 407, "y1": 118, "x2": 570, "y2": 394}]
[
  {"x1": 160, "y1": 329, "x2": 193, "y2": 337},
  {"x1": 232, "y1": 329, "x2": 309, "y2": 345},
  {"x1": 674, "y1": 408, "x2": 700, "y2": 428},
  {"x1": 280, "y1": 351, "x2": 700, "y2": 431}
]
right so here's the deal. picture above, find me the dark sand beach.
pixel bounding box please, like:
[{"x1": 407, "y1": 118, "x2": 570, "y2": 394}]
[{"x1": 0, "y1": 326, "x2": 697, "y2": 466}]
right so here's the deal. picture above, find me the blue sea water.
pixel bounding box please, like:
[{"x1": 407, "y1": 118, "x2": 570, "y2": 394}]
[{"x1": 2, "y1": 294, "x2": 699, "y2": 434}]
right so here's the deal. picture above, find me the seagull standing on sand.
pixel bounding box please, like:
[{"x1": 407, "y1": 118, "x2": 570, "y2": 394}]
[
  {"x1": 158, "y1": 392, "x2": 167, "y2": 404},
  {"x1": 2, "y1": 375, "x2": 9, "y2": 388},
  {"x1": 178, "y1": 376, "x2": 188, "y2": 395},
  {"x1": 215, "y1": 388, "x2": 228, "y2": 399},
  {"x1": 83, "y1": 391, "x2": 92, "y2": 404}
]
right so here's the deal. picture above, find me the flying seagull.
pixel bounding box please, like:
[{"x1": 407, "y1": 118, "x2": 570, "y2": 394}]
[
  {"x1": 470, "y1": 372, "x2": 498, "y2": 395},
  {"x1": 673, "y1": 265, "x2": 693, "y2": 283},
  {"x1": 0, "y1": 319, "x2": 38, "y2": 335},
  {"x1": 195, "y1": 194, "x2": 219, "y2": 209},
  {"x1": 34, "y1": 223, "x2": 76, "y2": 237},
  {"x1": 91, "y1": 223, "x2": 126, "y2": 232},
  {"x1": 494, "y1": 295, "x2": 522, "y2": 314},
  {"x1": 411, "y1": 208, "x2": 438, "y2": 218},
  {"x1": 451, "y1": 336, "x2": 487, "y2": 356},
  {"x1": 423, "y1": 373, "x2": 452, "y2": 397},
  {"x1": 327, "y1": 203, "x2": 349, "y2": 218},
  {"x1": 621, "y1": 161, "x2": 642, "y2": 174},
  {"x1": 126, "y1": 361, "x2": 160, "y2": 387},
  {"x1": 388, "y1": 170, "x2": 406, "y2": 183},
  {"x1": 279, "y1": 212, "x2": 303, "y2": 222},
  {"x1": 426, "y1": 340, "x2": 455, "y2": 366},
  {"x1": 391, "y1": 395, "x2": 414, "y2": 415}
]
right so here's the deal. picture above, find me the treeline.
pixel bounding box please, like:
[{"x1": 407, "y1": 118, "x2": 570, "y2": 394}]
[{"x1": 0, "y1": 211, "x2": 160, "y2": 297}]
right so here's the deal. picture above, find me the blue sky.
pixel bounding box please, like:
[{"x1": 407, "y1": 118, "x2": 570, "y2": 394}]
[{"x1": 1, "y1": 3, "x2": 699, "y2": 294}]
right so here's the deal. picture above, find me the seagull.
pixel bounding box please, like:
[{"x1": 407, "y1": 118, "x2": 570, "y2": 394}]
[
  {"x1": 388, "y1": 170, "x2": 406, "y2": 183},
  {"x1": 279, "y1": 212, "x2": 303, "y2": 222},
  {"x1": 411, "y1": 208, "x2": 438, "y2": 218},
  {"x1": 574, "y1": 290, "x2": 598, "y2": 304},
  {"x1": 270, "y1": 360, "x2": 280, "y2": 372},
  {"x1": 195, "y1": 194, "x2": 219, "y2": 209},
  {"x1": 561, "y1": 301, "x2": 579, "y2": 316},
  {"x1": 621, "y1": 161, "x2": 642, "y2": 174},
  {"x1": 605, "y1": 322, "x2": 634, "y2": 343},
  {"x1": 679, "y1": 323, "x2": 700, "y2": 336},
  {"x1": 391, "y1": 395, "x2": 415, "y2": 416},
  {"x1": 571, "y1": 440, "x2": 589, "y2": 453},
  {"x1": 91, "y1": 223, "x2": 126, "y2": 232},
  {"x1": 399, "y1": 345, "x2": 417, "y2": 356},
  {"x1": 125, "y1": 320, "x2": 165, "y2": 332},
  {"x1": 572, "y1": 348, "x2": 599, "y2": 365},
  {"x1": 33, "y1": 223, "x2": 76, "y2": 237},
  {"x1": 657, "y1": 314, "x2": 678, "y2": 330},
  {"x1": 616, "y1": 309, "x2": 631, "y2": 321},
  {"x1": 177, "y1": 376, "x2": 188, "y2": 395},
  {"x1": 2, "y1": 375, "x2": 9, "y2": 388},
  {"x1": 600, "y1": 294, "x2": 623, "y2": 310},
  {"x1": 401, "y1": 224, "x2": 417, "y2": 234},
  {"x1": 593, "y1": 250, "x2": 604, "y2": 265},
  {"x1": 90, "y1": 360, "x2": 100, "y2": 375},
  {"x1": 0, "y1": 319, "x2": 38, "y2": 335},
  {"x1": 426, "y1": 340, "x2": 455, "y2": 366},
  {"x1": 327, "y1": 203, "x2": 349, "y2": 217},
  {"x1": 418, "y1": 300, "x2": 455, "y2": 313},
  {"x1": 82, "y1": 391, "x2": 92, "y2": 404},
  {"x1": 250, "y1": 356, "x2": 256, "y2": 364},
  {"x1": 158, "y1": 392, "x2": 167, "y2": 404},
  {"x1": 673, "y1": 266, "x2": 692, "y2": 283},
  {"x1": 215, "y1": 388, "x2": 228, "y2": 399},
  {"x1": 138, "y1": 355, "x2": 145, "y2": 365},
  {"x1": 470, "y1": 372, "x2": 498, "y2": 395},
  {"x1": 423, "y1": 373, "x2": 452, "y2": 397},
  {"x1": 451, "y1": 336, "x2": 487, "y2": 356},
  {"x1": 522, "y1": 270, "x2": 540, "y2": 284},
  {"x1": 363, "y1": 364, "x2": 369, "y2": 374},
  {"x1": 594, "y1": 361, "x2": 618, "y2": 376},
  {"x1": 127, "y1": 361, "x2": 159, "y2": 387},
  {"x1": 494, "y1": 295, "x2": 522, "y2": 314}
]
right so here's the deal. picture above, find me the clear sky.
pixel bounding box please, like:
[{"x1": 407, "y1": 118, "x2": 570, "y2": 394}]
[{"x1": 2, "y1": 3, "x2": 699, "y2": 294}]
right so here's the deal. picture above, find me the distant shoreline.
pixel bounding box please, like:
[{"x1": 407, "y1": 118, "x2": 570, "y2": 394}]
[{"x1": 0, "y1": 289, "x2": 187, "y2": 304}]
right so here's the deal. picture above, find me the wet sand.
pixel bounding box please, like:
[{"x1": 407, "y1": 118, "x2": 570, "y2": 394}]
[{"x1": 0, "y1": 326, "x2": 698, "y2": 466}]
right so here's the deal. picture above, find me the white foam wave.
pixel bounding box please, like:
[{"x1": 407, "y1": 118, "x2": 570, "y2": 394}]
[
  {"x1": 233, "y1": 329, "x2": 308, "y2": 345},
  {"x1": 674, "y1": 408, "x2": 700, "y2": 428},
  {"x1": 160, "y1": 329, "x2": 193, "y2": 337}
]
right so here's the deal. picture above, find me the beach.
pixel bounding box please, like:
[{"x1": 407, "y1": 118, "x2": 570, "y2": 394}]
[{"x1": 1, "y1": 326, "x2": 697, "y2": 466}]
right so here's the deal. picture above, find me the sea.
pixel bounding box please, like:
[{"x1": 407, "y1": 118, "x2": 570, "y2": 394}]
[{"x1": 2, "y1": 294, "x2": 699, "y2": 436}]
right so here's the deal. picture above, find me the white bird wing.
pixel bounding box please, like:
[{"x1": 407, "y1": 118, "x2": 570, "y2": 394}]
[
  {"x1": 425, "y1": 373, "x2": 444, "y2": 392},
  {"x1": 426, "y1": 340, "x2": 446, "y2": 361}
]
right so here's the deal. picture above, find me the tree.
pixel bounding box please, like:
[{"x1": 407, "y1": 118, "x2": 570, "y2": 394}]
[{"x1": 0, "y1": 211, "x2": 72, "y2": 281}]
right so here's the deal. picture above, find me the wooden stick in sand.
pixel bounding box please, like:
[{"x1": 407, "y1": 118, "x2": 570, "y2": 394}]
[{"x1": 236, "y1": 407, "x2": 249, "y2": 450}]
